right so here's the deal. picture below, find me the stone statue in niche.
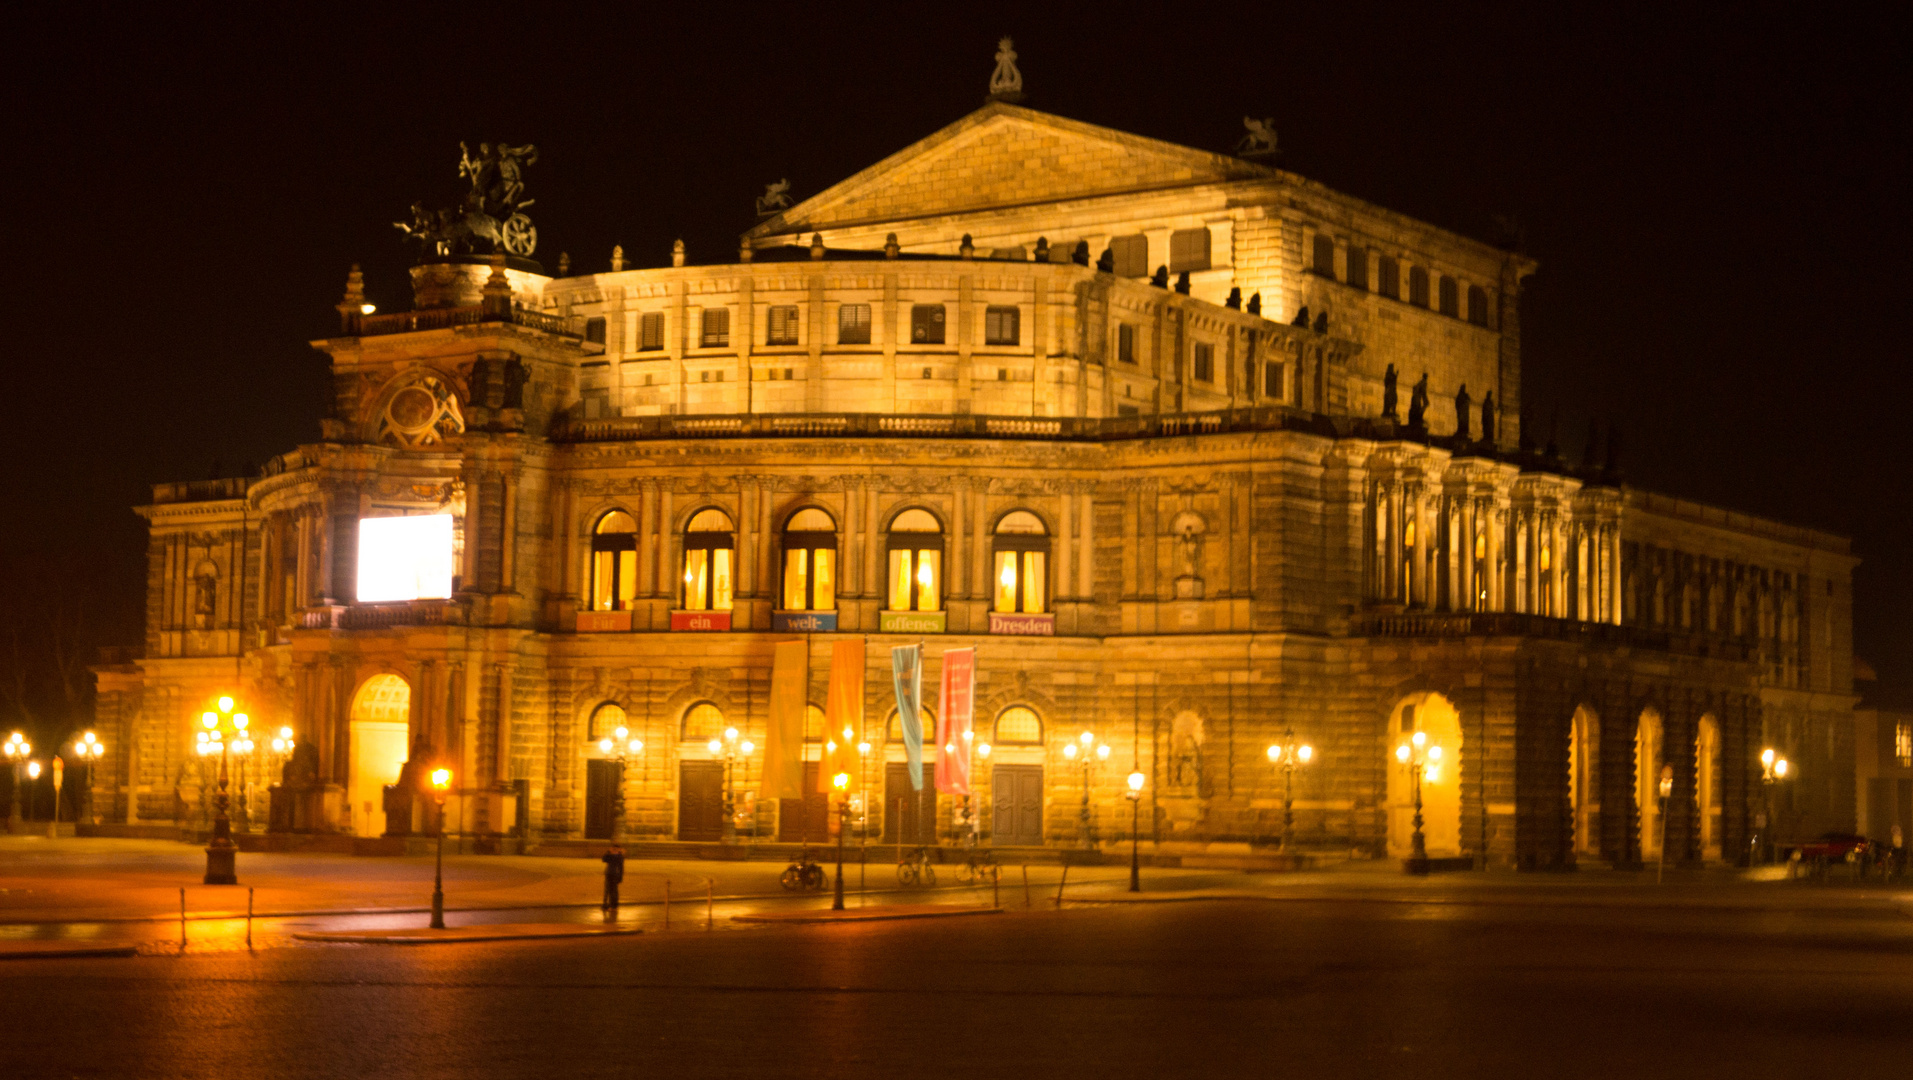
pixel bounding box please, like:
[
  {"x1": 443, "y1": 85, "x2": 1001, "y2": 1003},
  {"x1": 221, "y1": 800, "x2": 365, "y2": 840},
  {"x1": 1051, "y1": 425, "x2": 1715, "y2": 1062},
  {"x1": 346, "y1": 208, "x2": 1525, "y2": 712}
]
[
  {"x1": 1169, "y1": 712, "x2": 1207, "y2": 793},
  {"x1": 1382, "y1": 363, "x2": 1399, "y2": 420},
  {"x1": 1171, "y1": 512, "x2": 1205, "y2": 599},
  {"x1": 193, "y1": 570, "x2": 217, "y2": 630}
]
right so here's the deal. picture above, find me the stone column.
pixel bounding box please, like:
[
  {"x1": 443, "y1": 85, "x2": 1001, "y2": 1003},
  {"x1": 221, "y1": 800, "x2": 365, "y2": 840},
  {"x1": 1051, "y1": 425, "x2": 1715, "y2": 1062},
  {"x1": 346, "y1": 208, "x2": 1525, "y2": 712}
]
[
  {"x1": 1076, "y1": 489, "x2": 1094, "y2": 601},
  {"x1": 1412, "y1": 488, "x2": 1430, "y2": 608},
  {"x1": 1056, "y1": 486, "x2": 1074, "y2": 601},
  {"x1": 1460, "y1": 496, "x2": 1476, "y2": 611}
]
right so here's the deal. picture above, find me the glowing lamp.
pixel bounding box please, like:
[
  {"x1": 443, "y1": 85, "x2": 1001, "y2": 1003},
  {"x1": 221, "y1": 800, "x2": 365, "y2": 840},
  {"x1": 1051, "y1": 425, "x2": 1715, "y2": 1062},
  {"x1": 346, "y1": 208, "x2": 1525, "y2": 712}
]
[
  {"x1": 1298, "y1": 745, "x2": 1313, "y2": 764},
  {"x1": 1063, "y1": 743, "x2": 1078, "y2": 760},
  {"x1": 1412, "y1": 730, "x2": 1426, "y2": 748},
  {"x1": 1267, "y1": 745, "x2": 1282, "y2": 762},
  {"x1": 708, "y1": 739, "x2": 722, "y2": 755},
  {"x1": 233, "y1": 713, "x2": 249, "y2": 730},
  {"x1": 1425, "y1": 766, "x2": 1440, "y2": 783},
  {"x1": 962, "y1": 730, "x2": 973, "y2": 741},
  {"x1": 740, "y1": 740, "x2": 754, "y2": 755},
  {"x1": 598, "y1": 737, "x2": 614, "y2": 754},
  {"x1": 1396, "y1": 744, "x2": 1411, "y2": 763},
  {"x1": 360, "y1": 303, "x2": 377, "y2": 315},
  {"x1": 218, "y1": 696, "x2": 234, "y2": 713},
  {"x1": 1774, "y1": 758, "x2": 1790, "y2": 779},
  {"x1": 430, "y1": 767, "x2": 452, "y2": 792},
  {"x1": 832, "y1": 772, "x2": 849, "y2": 791},
  {"x1": 725, "y1": 726, "x2": 738, "y2": 741},
  {"x1": 856, "y1": 741, "x2": 870, "y2": 755},
  {"x1": 1761, "y1": 748, "x2": 1776, "y2": 767},
  {"x1": 944, "y1": 742, "x2": 955, "y2": 754},
  {"x1": 1079, "y1": 731, "x2": 1095, "y2": 746},
  {"x1": 1127, "y1": 770, "x2": 1145, "y2": 793},
  {"x1": 628, "y1": 739, "x2": 643, "y2": 754},
  {"x1": 978, "y1": 743, "x2": 992, "y2": 759},
  {"x1": 279, "y1": 726, "x2": 293, "y2": 740},
  {"x1": 1097, "y1": 744, "x2": 1110, "y2": 760},
  {"x1": 1428, "y1": 745, "x2": 1442, "y2": 762},
  {"x1": 202, "y1": 713, "x2": 218, "y2": 729},
  {"x1": 27, "y1": 761, "x2": 42, "y2": 779},
  {"x1": 614, "y1": 726, "x2": 629, "y2": 741}
]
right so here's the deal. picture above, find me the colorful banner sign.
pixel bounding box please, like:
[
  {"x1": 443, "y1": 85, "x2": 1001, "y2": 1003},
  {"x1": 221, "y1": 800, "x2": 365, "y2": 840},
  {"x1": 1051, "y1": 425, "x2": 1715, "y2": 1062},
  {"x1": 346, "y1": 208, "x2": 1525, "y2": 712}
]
[
  {"x1": 576, "y1": 610, "x2": 633, "y2": 633},
  {"x1": 763, "y1": 640, "x2": 808, "y2": 801},
  {"x1": 880, "y1": 610, "x2": 946, "y2": 634},
  {"x1": 670, "y1": 610, "x2": 731, "y2": 632},
  {"x1": 935, "y1": 646, "x2": 975, "y2": 796},
  {"x1": 891, "y1": 644, "x2": 925, "y2": 791},
  {"x1": 818, "y1": 639, "x2": 865, "y2": 794},
  {"x1": 773, "y1": 611, "x2": 837, "y2": 633},
  {"x1": 988, "y1": 612, "x2": 1054, "y2": 636}
]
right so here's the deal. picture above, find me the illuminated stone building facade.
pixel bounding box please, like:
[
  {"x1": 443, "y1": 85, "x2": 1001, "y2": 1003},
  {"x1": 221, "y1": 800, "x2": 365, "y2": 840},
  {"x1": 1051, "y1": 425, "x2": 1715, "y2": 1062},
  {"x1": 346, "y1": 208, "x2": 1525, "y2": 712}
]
[{"x1": 93, "y1": 98, "x2": 1858, "y2": 868}]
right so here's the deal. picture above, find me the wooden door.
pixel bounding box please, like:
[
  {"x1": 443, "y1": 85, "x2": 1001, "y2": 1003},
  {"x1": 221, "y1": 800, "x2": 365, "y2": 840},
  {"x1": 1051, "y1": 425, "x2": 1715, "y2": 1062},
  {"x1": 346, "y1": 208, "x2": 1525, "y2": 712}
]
[
  {"x1": 882, "y1": 762, "x2": 938, "y2": 845},
  {"x1": 992, "y1": 764, "x2": 1044, "y2": 846},
  {"x1": 778, "y1": 762, "x2": 829, "y2": 844},
  {"x1": 585, "y1": 759, "x2": 619, "y2": 840},
  {"x1": 678, "y1": 761, "x2": 725, "y2": 841}
]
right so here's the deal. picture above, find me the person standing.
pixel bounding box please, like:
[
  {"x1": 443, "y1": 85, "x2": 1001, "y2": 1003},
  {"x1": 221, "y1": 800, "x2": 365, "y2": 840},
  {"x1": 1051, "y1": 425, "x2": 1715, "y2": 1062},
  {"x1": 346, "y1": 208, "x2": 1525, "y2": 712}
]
[{"x1": 601, "y1": 843, "x2": 626, "y2": 920}]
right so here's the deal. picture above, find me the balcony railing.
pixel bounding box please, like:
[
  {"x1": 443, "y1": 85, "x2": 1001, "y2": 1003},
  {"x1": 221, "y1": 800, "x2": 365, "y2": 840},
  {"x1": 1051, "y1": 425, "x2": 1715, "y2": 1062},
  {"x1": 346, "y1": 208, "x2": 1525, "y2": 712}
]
[
  {"x1": 554, "y1": 405, "x2": 1321, "y2": 445},
  {"x1": 300, "y1": 601, "x2": 463, "y2": 631},
  {"x1": 1356, "y1": 610, "x2": 1755, "y2": 662},
  {"x1": 356, "y1": 305, "x2": 583, "y2": 339}
]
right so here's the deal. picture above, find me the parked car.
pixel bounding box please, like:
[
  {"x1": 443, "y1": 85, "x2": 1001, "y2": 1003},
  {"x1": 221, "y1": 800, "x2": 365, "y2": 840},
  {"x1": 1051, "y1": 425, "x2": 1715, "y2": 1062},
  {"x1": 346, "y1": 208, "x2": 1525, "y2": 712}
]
[{"x1": 1792, "y1": 832, "x2": 1872, "y2": 863}]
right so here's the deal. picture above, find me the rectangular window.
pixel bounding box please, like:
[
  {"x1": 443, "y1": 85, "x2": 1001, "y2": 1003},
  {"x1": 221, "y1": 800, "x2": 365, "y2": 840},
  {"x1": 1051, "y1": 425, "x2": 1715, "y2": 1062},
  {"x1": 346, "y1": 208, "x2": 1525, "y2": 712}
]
[
  {"x1": 1897, "y1": 722, "x2": 1911, "y2": 767},
  {"x1": 1438, "y1": 275, "x2": 1460, "y2": 316},
  {"x1": 585, "y1": 317, "x2": 607, "y2": 344},
  {"x1": 767, "y1": 305, "x2": 800, "y2": 345},
  {"x1": 838, "y1": 303, "x2": 871, "y2": 344},
  {"x1": 1192, "y1": 342, "x2": 1214, "y2": 383},
  {"x1": 1312, "y1": 233, "x2": 1337, "y2": 277},
  {"x1": 1109, "y1": 234, "x2": 1148, "y2": 277},
  {"x1": 1378, "y1": 255, "x2": 1400, "y2": 300},
  {"x1": 1264, "y1": 361, "x2": 1285, "y2": 400},
  {"x1": 1117, "y1": 404, "x2": 1140, "y2": 417},
  {"x1": 783, "y1": 548, "x2": 808, "y2": 611},
  {"x1": 1409, "y1": 267, "x2": 1430, "y2": 307},
  {"x1": 639, "y1": 312, "x2": 664, "y2": 351},
  {"x1": 1169, "y1": 228, "x2": 1211, "y2": 273},
  {"x1": 985, "y1": 305, "x2": 1020, "y2": 346},
  {"x1": 683, "y1": 548, "x2": 734, "y2": 611},
  {"x1": 888, "y1": 549, "x2": 941, "y2": 611},
  {"x1": 700, "y1": 308, "x2": 730, "y2": 347},
  {"x1": 910, "y1": 304, "x2": 945, "y2": 344},
  {"x1": 357, "y1": 515, "x2": 454, "y2": 602},
  {"x1": 1118, "y1": 323, "x2": 1137, "y2": 364},
  {"x1": 1346, "y1": 247, "x2": 1368, "y2": 292}
]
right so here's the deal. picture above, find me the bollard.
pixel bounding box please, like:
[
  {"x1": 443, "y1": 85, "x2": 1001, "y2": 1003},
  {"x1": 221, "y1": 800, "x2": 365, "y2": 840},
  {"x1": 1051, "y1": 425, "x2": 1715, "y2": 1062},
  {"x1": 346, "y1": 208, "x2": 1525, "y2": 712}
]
[
  {"x1": 179, "y1": 888, "x2": 186, "y2": 949},
  {"x1": 663, "y1": 880, "x2": 671, "y2": 930},
  {"x1": 706, "y1": 880, "x2": 713, "y2": 931},
  {"x1": 247, "y1": 888, "x2": 254, "y2": 951},
  {"x1": 1022, "y1": 865, "x2": 1032, "y2": 909},
  {"x1": 1054, "y1": 862, "x2": 1069, "y2": 907}
]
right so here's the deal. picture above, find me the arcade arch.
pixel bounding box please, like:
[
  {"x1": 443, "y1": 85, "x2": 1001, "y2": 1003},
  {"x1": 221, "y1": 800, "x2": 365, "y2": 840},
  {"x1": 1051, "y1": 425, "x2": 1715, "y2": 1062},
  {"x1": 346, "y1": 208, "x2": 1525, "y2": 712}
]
[
  {"x1": 1635, "y1": 708, "x2": 1665, "y2": 859},
  {"x1": 1385, "y1": 693, "x2": 1462, "y2": 858},
  {"x1": 1569, "y1": 705, "x2": 1600, "y2": 857},
  {"x1": 1696, "y1": 714, "x2": 1721, "y2": 861},
  {"x1": 347, "y1": 674, "x2": 411, "y2": 837}
]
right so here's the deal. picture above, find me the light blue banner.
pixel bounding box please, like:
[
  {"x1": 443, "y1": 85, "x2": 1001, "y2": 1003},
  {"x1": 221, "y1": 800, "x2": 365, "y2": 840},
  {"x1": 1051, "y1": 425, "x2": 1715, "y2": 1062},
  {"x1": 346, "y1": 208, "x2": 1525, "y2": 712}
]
[{"x1": 891, "y1": 644, "x2": 924, "y2": 790}]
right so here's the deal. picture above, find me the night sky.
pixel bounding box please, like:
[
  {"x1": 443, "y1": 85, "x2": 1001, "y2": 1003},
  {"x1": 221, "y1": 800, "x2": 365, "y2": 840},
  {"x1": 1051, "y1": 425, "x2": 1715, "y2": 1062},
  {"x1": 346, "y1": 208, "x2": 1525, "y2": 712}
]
[{"x1": 5, "y1": 5, "x2": 1909, "y2": 700}]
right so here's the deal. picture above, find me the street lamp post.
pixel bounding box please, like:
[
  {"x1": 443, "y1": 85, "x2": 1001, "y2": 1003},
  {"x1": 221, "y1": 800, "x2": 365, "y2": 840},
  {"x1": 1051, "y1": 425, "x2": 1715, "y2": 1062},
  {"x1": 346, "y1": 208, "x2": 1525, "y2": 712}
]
[
  {"x1": 1265, "y1": 730, "x2": 1315, "y2": 851},
  {"x1": 1395, "y1": 730, "x2": 1442, "y2": 875},
  {"x1": 429, "y1": 767, "x2": 453, "y2": 928},
  {"x1": 707, "y1": 726, "x2": 754, "y2": 843},
  {"x1": 198, "y1": 696, "x2": 249, "y2": 886},
  {"x1": 597, "y1": 725, "x2": 644, "y2": 843},
  {"x1": 4, "y1": 732, "x2": 30, "y2": 833},
  {"x1": 1756, "y1": 747, "x2": 1792, "y2": 865},
  {"x1": 1062, "y1": 731, "x2": 1111, "y2": 849},
  {"x1": 1126, "y1": 769, "x2": 1145, "y2": 892},
  {"x1": 73, "y1": 732, "x2": 105, "y2": 826},
  {"x1": 830, "y1": 769, "x2": 850, "y2": 911}
]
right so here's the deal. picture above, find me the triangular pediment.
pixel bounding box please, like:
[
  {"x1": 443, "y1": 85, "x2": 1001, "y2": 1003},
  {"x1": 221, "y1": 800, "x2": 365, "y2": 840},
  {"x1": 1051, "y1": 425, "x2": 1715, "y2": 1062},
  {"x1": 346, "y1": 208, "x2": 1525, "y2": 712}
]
[{"x1": 750, "y1": 103, "x2": 1271, "y2": 237}]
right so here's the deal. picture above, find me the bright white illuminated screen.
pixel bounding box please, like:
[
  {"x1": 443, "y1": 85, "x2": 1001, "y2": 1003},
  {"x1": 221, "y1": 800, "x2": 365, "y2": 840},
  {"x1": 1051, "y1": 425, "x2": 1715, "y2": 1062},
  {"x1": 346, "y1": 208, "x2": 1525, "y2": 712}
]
[{"x1": 357, "y1": 515, "x2": 454, "y2": 602}]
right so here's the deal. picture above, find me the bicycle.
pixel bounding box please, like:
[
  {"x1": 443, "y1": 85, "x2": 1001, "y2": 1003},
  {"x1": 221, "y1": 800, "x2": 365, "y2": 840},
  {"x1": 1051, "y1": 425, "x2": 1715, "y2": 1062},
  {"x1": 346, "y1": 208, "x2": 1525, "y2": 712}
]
[
  {"x1": 897, "y1": 846, "x2": 937, "y2": 887},
  {"x1": 780, "y1": 848, "x2": 827, "y2": 892},
  {"x1": 956, "y1": 848, "x2": 999, "y2": 886}
]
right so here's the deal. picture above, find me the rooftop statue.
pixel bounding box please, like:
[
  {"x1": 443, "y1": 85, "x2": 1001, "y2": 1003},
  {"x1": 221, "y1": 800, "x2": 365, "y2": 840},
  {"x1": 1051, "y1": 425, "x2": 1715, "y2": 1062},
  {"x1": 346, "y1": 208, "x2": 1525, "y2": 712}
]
[
  {"x1": 1382, "y1": 363, "x2": 1399, "y2": 421},
  {"x1": 1237, "y1": 116, "x2": 1278, "y2": 158},
  {"x1": 394, "y1": 141, "x2": 540, "y2": 259},
  {"x1": 756, "y1": 179, "x2": 792, "y2": 217},
  {"x1": 989, "y1": 37, "x2": 1024, "y2": 102},
  {"x1": 1408, "y1": 373, "x2": 1430, "y2": 429}
]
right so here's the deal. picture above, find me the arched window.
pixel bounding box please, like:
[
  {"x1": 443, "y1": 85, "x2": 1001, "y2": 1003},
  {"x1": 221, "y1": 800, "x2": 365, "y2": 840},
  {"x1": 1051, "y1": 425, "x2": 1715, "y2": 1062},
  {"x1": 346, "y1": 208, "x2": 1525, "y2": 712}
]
[
  {"x1": 1466, "y1": 285, "x2": 1489, "y2": 326},
  {"x1": 590, "y1": 510, "x2": 638, "y2": 611},
  {"x1": 1438, "y1": 275, "x2": 1460, "y2": 317},
  {"x1": 804, "y1": 704, "x2": 826, "y2": 743},
  {"x1": 682, "y1": 701, "x2": 724, "y2": 742},
  {"x1": 589, "y1": 702, "x2": 627, "y2": 740},
  {"x1": 994, "y1": 706, "x2": 1043, "y2": 745},
  {"x1": 781, "y1": 508, "x2": 837, "y2": 612},
  {"x1": 886, "y1": 509, "x2": 943, "y2": 612},
  {"x1": 1408, "y1": 266, "x2": 1430, "y2": 307},
  {"x1": 992, "y1": 511, "x2": 1049, "y2": 614},
  {"x1": 1312, "y1": 233, "x2": 1336, "y2": 278},
  {"x1": 885, "y1": 705, "x2": 938, "y2": 743},
  {"x1": 682, "y1": 509, "x2": 734, "y2": 611}
]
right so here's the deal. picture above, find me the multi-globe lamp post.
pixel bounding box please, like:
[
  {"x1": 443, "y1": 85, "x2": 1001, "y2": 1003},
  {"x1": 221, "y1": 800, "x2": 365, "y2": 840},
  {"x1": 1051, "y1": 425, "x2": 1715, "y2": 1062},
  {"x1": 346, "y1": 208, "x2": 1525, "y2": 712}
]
[
  {"x1": 597, "y1": 724, "x2": 644, "y2": 843},
  {"x1": 830, "y1": 767, "x2": 851, "y2": 911},
  {"x1": 1265, "y1": 730, "x2": 1315, "y2": 851},
  {"x1": 72, "y1": 731, "x2": 104, "y2": 825},
  {"x1": 196, "y1": 696, "x2": 249, "y2": 885},
  {"x1": 1757, "y1": 747, "x2": 1792, "y2": 864},
  {"x1": 1062, "y1": 731, "x2": 1111, "y2": 848},
  {"x1": 1395, "y1": 729, "x2": 1442, "y2": 874},
  {"x1": 707, "y1": 726, "x2": 754, "y2": 842},
  {"x1": 4, "y1": 731, "x2": 30, "y2": 832}
]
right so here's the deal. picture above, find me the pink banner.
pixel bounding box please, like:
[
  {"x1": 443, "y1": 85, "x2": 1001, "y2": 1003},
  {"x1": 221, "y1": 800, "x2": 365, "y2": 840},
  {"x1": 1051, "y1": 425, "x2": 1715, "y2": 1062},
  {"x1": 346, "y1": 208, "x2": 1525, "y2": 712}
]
[{"x1": 935, "y1": 647, "x2": 975, "y2": 796}]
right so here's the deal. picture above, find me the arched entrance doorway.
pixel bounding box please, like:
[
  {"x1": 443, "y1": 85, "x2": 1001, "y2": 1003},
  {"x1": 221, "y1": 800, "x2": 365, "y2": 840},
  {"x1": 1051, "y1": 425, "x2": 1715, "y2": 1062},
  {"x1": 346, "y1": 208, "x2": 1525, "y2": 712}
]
[
  {"x1": 1635, "y1": 708, "x2": 1664, "y2": 860},
  {"x1": 1386, "y1": 693, "x2": 1462, "y2": 858},
  {"x1": 348, "y1": 674, "x2": 411, "y2": 837},
  {"x1": 1696, "y1": 714, "x2": 1721, "y2": 861},
  {"x1": 1569, "y1": 706, "x2": 1601, "y2": 857}
]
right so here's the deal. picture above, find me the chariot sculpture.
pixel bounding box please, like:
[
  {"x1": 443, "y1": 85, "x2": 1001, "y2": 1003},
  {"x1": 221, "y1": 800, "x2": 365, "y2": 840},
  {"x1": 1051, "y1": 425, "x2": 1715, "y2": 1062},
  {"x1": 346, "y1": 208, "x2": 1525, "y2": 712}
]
[{"x1": 395, "y1": 141, "x2": 540, "y2": 258}]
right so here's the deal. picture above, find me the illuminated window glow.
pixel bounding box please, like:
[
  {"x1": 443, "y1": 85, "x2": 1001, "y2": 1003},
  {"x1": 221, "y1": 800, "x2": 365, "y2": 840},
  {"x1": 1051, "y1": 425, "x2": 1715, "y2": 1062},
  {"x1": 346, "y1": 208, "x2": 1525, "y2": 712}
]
[{"x1": 356, "y1": 515, "x2": 454, "y2": 602}]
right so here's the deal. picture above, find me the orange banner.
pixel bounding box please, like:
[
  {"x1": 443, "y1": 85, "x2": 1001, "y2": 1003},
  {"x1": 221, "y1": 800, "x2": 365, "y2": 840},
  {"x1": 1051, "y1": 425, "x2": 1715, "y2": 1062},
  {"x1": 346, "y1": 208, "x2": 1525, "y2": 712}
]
[{"x1": 817, "y1": 639, "x2": 865, "y2": 795}]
